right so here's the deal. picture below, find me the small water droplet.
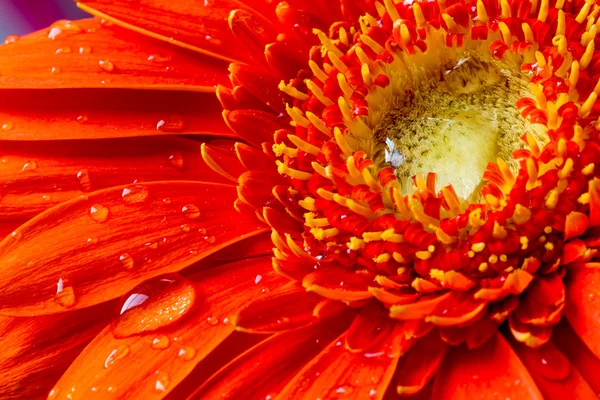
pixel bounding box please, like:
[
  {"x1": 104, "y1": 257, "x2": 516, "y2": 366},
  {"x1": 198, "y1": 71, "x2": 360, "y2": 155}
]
[
  {"x1": 104, "y1": 345, "x2": 130, "y2": 369},
  {"x1": 207, "y1": 316, "x2": 218, "y2": 326},
  {"x1": 119, "y1": 253, "x2": 134, "y2": 269},
  {"x1": 156, "y1": 116, "x2": 185, "y2": 132},
  {"x1": 204, "y1": 236, "x2": 216, "y2": 244},
  {"x1": 77, "y1": 169, "x2": 91, "y2": 191},
  {"x1": 48, "y1": 27, "x2": 62, "y2": 40},
  {"x1": 162, "y1": 198, "x2": 172, "y2": 205},
  {"x1": 145, "y1": 242, "x2": 158, "y2": 250},
  {"x1": 89, "y1": 204, "x2": 109, "y2": 222},
  {"x1": 254, "y1": 274, "x2": 262, "y2": 284},
  {"x1": 76, "y1": 114, "x2": 88, "y2": 123},
  {"x1": 180, "y1": 224, "x2": 191, "y2": 232},
  {"x1": 111, "y1": 274, "x2": 196, "y2": 338},
  {"x1": 42, "y1": 194, "x2": 52, "y2": 202},
  {"x1": 87, "y1": 237, "x2": 98, "y2": 245},
  {"x1": 154, "y1": 371, "x2": 170, "y2": 393},
  {"x1": 168, "y1": 152, "x2": 185, "y2": 170},
  {"x1": 99, "y1": 59, "x2": 114, "y2": 72},
  {"x1": 182, "y1": 205, "x2": 201, "y2": 219},
  {"x1": 147, "y1": 53, "x2": 171, "y2": 62},
  {"x1": 51, "y1": 66, "x2": 61, "y2": 74},
  {"x1": 100, "y1": 19, "x2": 113, "y2": 26},
  {"x1": 21, "y1": 160, "x2": 37, "y2": 172},
  {"x1": 10, "y1": 231, "x2": 22, "y2": 242},
  {"x1": 2, "y1": 122, "x2": 13, "y2": 131},
  {"x1": 55, "y1": 47, "x2": 71, "y2": 54},
  {"x1": 204, "y1": 35, "x2": 222, "y2": 46},
  {"x1": 369, "y1": 389, "x2": 377, "y2": 397},
  {"x1": 3, "y1": 35, "x2": 19, "y2": 44},
  {"x1": 178, "y1": 346, "x2": 196, "y2": 361},
  {"x1": 48, "y1": 387, "x2": 61, "y2": 399},
  {"x1": 54, "y1": 278, "x2": 76, "y2": 308},
  {"x1": 79, "y1": 46, "x2": 92, "y2": 54},
  {"x1": 335, "y1": 385, "x2": 353, "y2": 395},
  {"x1": 222, "y1": 317, "x2": 230, "y2": 325},
  {"x1": 151, "y1": 335, "x2": 170, "y2": 349},
  {"x1": 122, "y1": 185, "x2": 149, "y2": 205}
]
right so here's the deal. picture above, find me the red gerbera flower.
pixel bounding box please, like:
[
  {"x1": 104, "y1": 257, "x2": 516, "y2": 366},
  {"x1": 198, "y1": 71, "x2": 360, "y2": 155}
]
[{"x1": 2, "y1": 0, "x2": 600, "y2": 398}]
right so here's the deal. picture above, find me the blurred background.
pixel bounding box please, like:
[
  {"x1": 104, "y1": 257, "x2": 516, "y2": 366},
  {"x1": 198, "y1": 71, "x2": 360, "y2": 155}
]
[{"x1": 0, "y1": 0, "x2": 87, "y2": 39}]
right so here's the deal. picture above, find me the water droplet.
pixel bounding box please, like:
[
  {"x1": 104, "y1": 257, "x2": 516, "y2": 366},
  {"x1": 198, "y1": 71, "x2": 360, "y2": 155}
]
[
  {"x1": 3, "y1": 35, "x2": 19, "y2": 44},
  {"x1": 145, "y1": 242, "x2": 158, "y2": 250},
  {"x1": 120, "y1": 253, "x2": 134, "y2": 269},
  {"x1": 51, "y1": 66, "x2": 61, "y2": 74},
  {"x1": 204, "y1": 236, "x2": 216, "y2": 244},
  {"x1": 182, "y1": 204, "x2": 200, "y2": 219},
  {"x1": 48, "y1": 20, "x2": 82, "y2": 40},
  {"x1": 369, "y1": 389, "x2": 377, "y2": 397},
  {"x1": 76, "y1": 114, "x2": 88, "y2": 123},
  {"x1": 89, "y1": 204, "x2": 109, "y2": 222},
  {"x1": 48, "y1": 387, "x2": 60, "y2": 399},
  {"x1": 156, "y1": 116, "x2": 185, "y2": 132},
  {"x1": 168, "y1": 152, "x2": 185, "y2": 170},
  {"x1": 147, "y1": 53, "x2": 171, "y2": 62},
  {"x1": 10, "y1": 231, "x2": 22, "y2": 242},
  {"x1": 100, "y1": 19, "x2": 113, "y2": 26},
  {"x1": 54, "y1": 278, "x2": 76, "y2": 308},
  {"x1": 104, "y1": 345, "x2": 130, "y2": 369},
  {"x1": 122, "y1": 185, "x2": 149, "y2": 205},
  {"x1": 151, "y1": 335, "x2": 170, "y2": 349},
  {"x1": 2, "y1": 122, "x2": 13, "y2": 131},
  {"x1": 48, "y1": 27, "x2": 62, "y2": 40},
  {"x1": 79, "y1": 46, "x2": 92, "y2": 54},
  {"x1": 204, "y1": 35, "x2": 222, "y2": 46},
  {"x1": 21, "y1": 160, "x2": 37, "y2": 172},
  {"x1": 87, "y1": 237, "x2": 98, "y2": 245},
  {"x1": 111, "y1": 274, "x2": 196, "y2": 338},
  {"x1": 254, "y1": 274, "x2": 262, "y2": 284},
  {"x1": 77, "y1": 169, "x2": 91, "y2": 191},
  {"x1": 335, "y1": 385, "x2": 353, "y2": 396},
  {"x1": 180, "y1": 224, "x2": 191, "y2": 232},
  {"x1": 207, "y1": 316, "x2": 219, "y2": 326},
  {"x1": 178, "y1": 346, "x2": 196, "y2": 361},
  {"x1": 55, "y1": 47, "x2": 71, "y2": 54},
  {"x1": 99, "y1": 59, "x2": 114, "y2": 72},
  {"x1": 42, "y1": 194, "x2": 52, "y2": 202},
  {"x1": 154, "y1": 371, "x2": 170, "y2": 393}
]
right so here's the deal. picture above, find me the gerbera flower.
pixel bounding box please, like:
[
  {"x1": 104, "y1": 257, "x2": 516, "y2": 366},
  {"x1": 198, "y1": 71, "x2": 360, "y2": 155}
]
[{"x1": 2, "y1": 0, "x2": 600, "y2": 398}]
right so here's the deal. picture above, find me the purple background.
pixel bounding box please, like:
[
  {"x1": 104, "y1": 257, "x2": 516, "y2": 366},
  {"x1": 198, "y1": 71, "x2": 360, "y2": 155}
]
[{"x1": 0, "y1": 0, "x2": 87, "y2": 39}]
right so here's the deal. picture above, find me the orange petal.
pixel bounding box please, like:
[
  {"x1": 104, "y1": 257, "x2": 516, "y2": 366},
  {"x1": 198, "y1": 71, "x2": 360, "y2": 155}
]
[
  {"x1": 432, "y1": 333, "x2": 544, "y2": 399},
  {"x1": 211, "y1": 231, "x2": 273, "y2": 261},
  {"x1": 190, "y1": 316, "x2": 352, "y2": 399},
  {"x1": 0, "y1": 89, "x2": 235, "y2": 140},
  {"x1": 0, "y1": 302, "x2": 112, "y2": 399},
  {"x1": 276, "y1": 331, "x2": 400, "y2": 399},
  {"x1": 389, "y1": 291, "x2": 452, "y2": 320},
  {"x1": 510, "y1": 339, "x2": 597, "y2": 400},
  {"x1": 303, "y1": 267, "x2": 374, "y2": 301},
  {"x1": 53, "y1": 256, "x2": 286, "y2": 398},
  {"x1": 394, "y1": 330, "x2": 448, "y2": 395},
  {"x1": 508, "y1": 314, "x2": 552, "y2": 348},
  {"x1": 77, "y1": 0, "x2": 258, "y2": 63},
  {"x1": 0, "y1": 137, "x2": 230, "y2": 221},
  {"x1": 565, "y1": 211, "x2": 589, "y2": 240},
  {"x1": 426, "y1": 291, "x2": 487, "y2": 327},
  {"x1": 345, "y1": 301, "x2": 397, "y2": 352},
  {"x1": 233, "y1": 282, "x2": 321, "y2": 333},
  {"x1": 0, "y1": 19, "x2": 228, "y2": 90},
  {"x1": 564, "y1": 267, "x2": 600, "y2": 358},
  {"x1": 0, "y1": 181, "x2": 266, "y2": 316}
]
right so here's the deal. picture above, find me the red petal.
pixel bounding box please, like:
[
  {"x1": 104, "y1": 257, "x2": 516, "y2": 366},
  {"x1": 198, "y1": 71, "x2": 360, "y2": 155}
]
[
  {"x1": 0, "y1": 302, "x2": 112, "y2": 399},
  {"x1": 190, "y1": 316, "x2": 351, "y2": 399},
  {"x1": 54, "y1": 256, "x2": 286, "y2": 398},
  {"x1": 345, "y1": 301, "x2": 397, "y2": 352},
  {"x1": 564, "y1": 267, "x2": 600, "y2": 358},
  {"x1": 432, "y1": 333, "x2": 543, "y2": 399},
  {"x1": 0, "y1": 137, "x2": 229, "y2": 221},
  {"x1": 0, "y1": 181, "x2": 266, "y2": 315},
  {"x1": 0, "y1": 19, "x2": 228, "y2": 90},
  {"x1": 211, "y1": 231, "x2": 273, "y2": 261},
  {"x1": 565, "y1": 211, "x2": 589, "y2": 240},
  {"x1": 233, "y1": 283, "x2": 321, "y2": 333},
  {"x1": 0, "y1": 89, "x2": 235, "y2": 140},
  {"x1": 303, "y1": 267, "x2": 374, "y2": 301},
  {"x1": 77, "y1": 0, "x2": 259, "y2": 63}
]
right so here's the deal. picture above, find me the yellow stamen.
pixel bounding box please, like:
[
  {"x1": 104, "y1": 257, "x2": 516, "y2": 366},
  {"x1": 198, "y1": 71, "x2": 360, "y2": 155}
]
[
  {"x1": 337, "y1": 73, "x2": 354, "y2": 98},
  {"x1": 277, "y1": 160, "x2": 313, "y2": 180},
  {"x1": 360, "y1": 34, "x2": 385, "y2": 54},
  {"x1": 477, "y1": 0, "x2": 489, "y2": 23},
  {"x1": 308, "y1": 60, "x2": 328, "y2": 83},
  {"x1": 288, "y1": 135, "x2": 321, "y2": 156},
  {"x1": 286, "y1": 105, "x2": 310, "y2": 128},
  {"x1": 305, "y1": 111, "x2": 332, "y2": 135},
  {"x1": 313, "y1": 29, "x2": 343, "y2": 57},
  {"x1": 305, "y1": 79, "x2": 334, "y2": 106},
  {"x1": 329, "y1": 51, "x2": 349, "y2": 73},
  {"x1": 278, "y1": 81, "x2": 309, "y2": 100}
]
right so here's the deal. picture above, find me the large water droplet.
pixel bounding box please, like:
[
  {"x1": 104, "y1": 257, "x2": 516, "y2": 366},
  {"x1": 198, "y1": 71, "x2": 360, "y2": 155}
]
[
  {"x1": 104, "y1": 345, "x2": 130, "y2": 369},
  {"x1": 168, "y1": 152, "x2": 185, "y2": 170},
  {"x1": 111, "y1": 274, "x2": 196, "y2": 338},
  {"x1": 181, "y1": 204, "x2": 200, "y2": 219},
  {"x1": 3, "y1": 35, "x2": 19, "y2": 44},
  {"x1": 154, "y1": 371, "x2": 170, "y2": 393},
  {"x1": 77, "y1": 169, "x2": 91, "y2": 191},
  {"x1": 122, "y1": 185, "x2": 149, "y2": 205},
  {"x1": 99, "y1": 59, "x2": 114, "y2": 72},
  {"x1": 89, "y1": 204, "x2": 109, "y2": 222},
  {"x1": 119, "y1": 253, "x2": 134, "y2": 269},
  {"x1": 54, "y1": 278, "x2": 76, "y2": 308},
  {"x1": 178, "y1": 346, "x2": 196, "y2": 361},
  {"x1": 151, "y1": 335, "x2": 170, "y2": 349}
]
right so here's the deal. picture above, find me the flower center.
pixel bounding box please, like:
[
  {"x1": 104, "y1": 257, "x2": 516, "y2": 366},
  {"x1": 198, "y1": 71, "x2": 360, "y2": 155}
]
[{"x1": 371, "y1": 54, "x2": 530, "y2": 201}]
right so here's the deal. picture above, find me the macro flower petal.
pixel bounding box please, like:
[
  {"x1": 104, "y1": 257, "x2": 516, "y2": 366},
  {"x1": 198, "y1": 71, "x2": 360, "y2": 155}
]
[
  {"x1": 564, "y1": 267, "x2": 600, "y2": 358},
  {"x1": 0, "y1": 181, "x2": 266, "y2": 316}
]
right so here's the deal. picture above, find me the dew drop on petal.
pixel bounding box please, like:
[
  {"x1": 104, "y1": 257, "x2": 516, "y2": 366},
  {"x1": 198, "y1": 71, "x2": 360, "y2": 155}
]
[
  {"x1": 77, "y1": 169, "x2": 91, "y2": 191},
  {"x1": 55, "y1": 47, "x2": 71, "y2": 54},
  {"x1": 122, "y1": 185, "x2": 149, "y2": 205},
  {"x1": 87, "y1": 237, "x2": 98, "y2": 245},
  {"x1": 254, "y1": 274, "x2": 262, "y2": 284},
  {"x1": 10, "y1": 230, "x2": 22, "y2": 242},
  {"x1": 156, "y1": 116, "x2": 185, "y2": 132},
  {"x1": 51, "y1": 66, "x2": 61, "y2": 74},
  {"x1": 79, "y1": 46, "x2": 92, "y2": 54},
  {"x1": 151, "y1": 335, "x2": 170, "y2": 349},
  {"x1": 104, "y1": 345, "x2": 130, "y2": 369},
  {"x1": 206, "y1": 316, "x2": 218, "y2": 326},
  {"x1": 177, "y1": 346, "x2": 196, "y2": 361},
  {"x1": 2, "y1": 122, "x2": 13, "y2": 131},
  {"x1": 89, "y1": 204, "x2": 109, "y2": 222},
  {"x1": 154, "y1": 371, "x2": 171, "y2": 393},
  {"x1": 168, "y1": 152, "x2": 185, "y2": 170},
  {"x1": 119, "y1": 253, "x2": 134, "y2": 269},
  {"x1": 147, "y1": 53, "x2": 171, "y2": 62},
  {"x1": 3, "y1": 35, "x2": 19, "y2": 44},
  {"x1": 111, "y1": 274, "x2": 196, "y2": 338},
  {"x1": 182, "y1": 204, "x2": 200, "y2": 219},
  {"x1": 76, "y1": 114, "x2": 88, "y2": 124},
  {"x1": 180, "y1": 224, "x2": 191, "y2": 232},
  {"x1": 99, "y1": 59, "x2": 114, "y2": 72},
  {"x1": 162, "y1": 198, "x2": 172, "y2": 205},
  {"x1": 54, "y1": 278, "x2": 76, "y2": 308},
  {"x1": 21, "y1": 160, "x2": 37, "y2": 171}
]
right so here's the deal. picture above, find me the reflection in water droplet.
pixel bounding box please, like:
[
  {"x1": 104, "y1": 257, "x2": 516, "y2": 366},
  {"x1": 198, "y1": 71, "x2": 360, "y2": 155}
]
[
  {"x1": 162, "y1": 198, "x2": 172, "y2": 205},
  {"x1": 168, "y1": 152, "x2": 185, "y2": 170},
  {"x1": 152, "y1": 335, "x2": 170, "y2": 349},
  {"x1": 99, "y1": 59, "x2": 114, "y2": 72},
  {"x1": 79, "y1": 46, "x2": 92, "y2": 54},
  {"x1": 87, "y1": 237, "x2": 98, "y2": 245},
  {"x1": 77, "y1": 169, "x2": 91, "y2": 191},
  {"x1": 3, "y1": 35, "x2": 19, "y2": 44},
  {"x1": 89, "y1": 204, "x2": 109, "y2": 222},
  {"x1": 154, "y1": 371, "x2": 170, "y2": 393},
  {"x1": 145, "y1": 242, "x2": 158, "y2": 250},
  {"x1": 178, "y1": 346, "x2": 196, "y2": 361},
  {"x1": 11, "y1": 231, "x2": 22, "y2": 242},
  {"x1": 180, "y1": 224, "x2": 191, "y2": 232},
  {"x1": 104, "y1": 345, "x2": 130, "y2": 369},
  {"x1": 111, "y1": 274, "x2": 196, "y2": 338},
  {"x1": 54, "y1": 278, "x2": 76, "y2": 308},
  {"x1": 122, "y1": 185, "x2": 149, "y2": 205},
  {"x1": 207, "y1": 316, "x2": 218, "y2": 326},
  {"x1": 2, "y1": 122, "x2": 13, "y2": 131},
  {"x1": 51, "y1": 66, "x2": 61, "y2": 74},
  {"x1": 21, "y1": 160, "x2": 37, "y2": 171},
  {"x1": 77, "y1": 114, "x2": 88, "y2": 123},
  {"x1": 55, "y1": 47, "x2": 71, "y2": 54},
  {"x1": 182, "y1": 204, "x2": 200, "y2": 219},
  {"x1": 119, "y1": 253, "x2": 134, "y2": 269},
  {"x1": 156, "y1": 116, "x2": 185, "y2": 132}
]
